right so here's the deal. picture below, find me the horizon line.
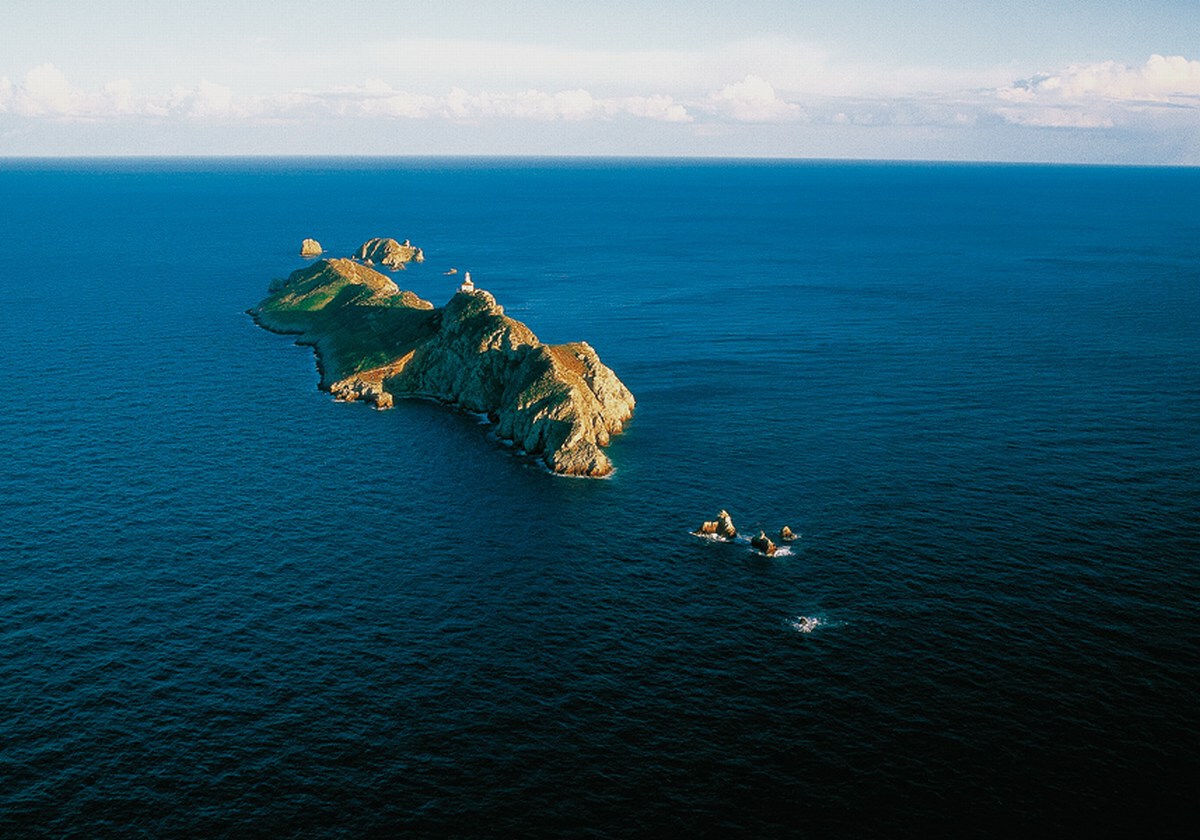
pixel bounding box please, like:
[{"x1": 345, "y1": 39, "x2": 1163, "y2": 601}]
[{"x1": 0, "y1": 153, "x2": 1195, "y2": 169}]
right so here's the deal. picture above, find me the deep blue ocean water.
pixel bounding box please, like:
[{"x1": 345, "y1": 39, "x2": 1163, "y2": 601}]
[{"x1": 0, "y1": 158, "x2": 1197, "y2": 837}]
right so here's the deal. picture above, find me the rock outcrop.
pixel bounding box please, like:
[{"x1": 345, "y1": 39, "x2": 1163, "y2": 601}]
[
  {"x1": 354, "y1": 237, "x2": 425, "y2": 270},
  {"x1": 300, "y1": 238, "x2": 323, "y2": 257},
  {"x1": 780, "y1": 525, "x2": 797, "y2": 542},
  {"x1": 751, "y1": 531, "x2": 777, "y2": 556},
  {"x1": 697, "y1": 509, "x2": 737, "y2": 540},
  {"x1": 249, "y1": 257, "x2": 634, "y2": 477}
]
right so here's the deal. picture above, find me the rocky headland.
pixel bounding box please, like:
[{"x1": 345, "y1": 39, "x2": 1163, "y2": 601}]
[{"x1": 250, "y1": 255, "x2": 635, "y2": 477}]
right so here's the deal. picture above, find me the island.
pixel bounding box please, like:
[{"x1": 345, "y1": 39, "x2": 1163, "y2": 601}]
[
  {"x1": 249, "y1": 256, "x2": 635, "y2": 477},
  {"x1": 354, "y1": 237, "x2": 424, "y2": 270}
]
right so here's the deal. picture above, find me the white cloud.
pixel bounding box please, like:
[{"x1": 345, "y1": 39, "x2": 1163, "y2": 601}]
[
  {"x1": 177, "y1": 80, "x2": 237, "y2": 119},
  {"x1": 995, "y1": 107, "x2": 1115, "y2": 129},
  {"x1": 429, "y1": 88, "x2": 693, "y2": 123},
  {"x1": 3, "y1": 63, "x2": 154, "y2": 120},
  {"x1": 2, "y1": 54, "x2": 1195, "y2": 141},
  {"x1": 354, "y1": 88, "x2": 440, "y2": 119},
  {"x1": 1015, "y1": 54, "x2": 1200, "y2": 102},
  {"x1": 607, "y1": 95, "x2": 692, "y2": 123},
  {"x1": 459, "y1": 88, "x2": 599, "y2": 122},
  {"x1": 102, "y1": 79, "x2": 135, "y2": 115},
  {"x1": 704, "y1": 75, "x2": 801, "y2": 122},
  {"x1": 0, "y1": 65, "x2": 693, "y2": 125},
  {"x1": 16, "y1": 63, "x2": 77, "y2": 116},
  {"x1": 995, "y1": 55, "x2": 1200, "y2": 128},
  {"x1": 303, "y1": 82, "x2": 690, "y2": 123}
]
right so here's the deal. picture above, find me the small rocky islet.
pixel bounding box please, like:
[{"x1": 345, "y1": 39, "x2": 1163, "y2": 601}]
[
  {"x1": 354, "y1": 236, "x2": 424, "y2": 270},
  {"x1": 694, "y1": 510, "x2": 798, "y2": 556},
  {"x1": 249, "y1": 237, "x2": 635, "y2": 478}
]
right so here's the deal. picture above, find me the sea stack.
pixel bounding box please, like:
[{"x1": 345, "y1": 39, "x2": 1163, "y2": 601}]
[
  {"x1": 300, "y1": 238, "x2": 323, "y2": 257},
  {"x1": 249, "y1": 256, "x2": 634, "y2": 478},
  {"x1": 780, "y1": 526, "x2": 797, "y2": 542},
  {"x1": 697, "y1": 509, "x2": 738, "y2": 539},
  {"x1": 751, "y1": 531, "x2": 777, "y2": 556}
]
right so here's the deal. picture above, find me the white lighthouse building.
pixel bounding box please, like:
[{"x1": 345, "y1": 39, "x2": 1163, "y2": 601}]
[{"x1": 459, "y1": 271, "x2": 475, "y2": 293}]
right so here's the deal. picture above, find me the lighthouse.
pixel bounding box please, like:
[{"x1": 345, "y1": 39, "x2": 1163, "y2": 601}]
[{"x1": 459, "y1": 271, "x2": 475, "y2": 293}]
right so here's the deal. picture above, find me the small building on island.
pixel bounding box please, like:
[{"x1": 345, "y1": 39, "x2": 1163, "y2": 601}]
[{"x1": 459, "y1": 271, "x2": 475, "y2": 293}]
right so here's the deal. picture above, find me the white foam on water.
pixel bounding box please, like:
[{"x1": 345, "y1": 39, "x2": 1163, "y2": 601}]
[
  {"x1": 786, "y1": 615, "x2": 822, "y2": 634},
  {"x1": 535, "y1": 460, "x2": 615, "y2": 479},
  {"x1": 691, "y1": 533, "x2": 794, "y2": 556},
  {"x1": 748, "y1": 543, "x2": 793, "y2": 557}
]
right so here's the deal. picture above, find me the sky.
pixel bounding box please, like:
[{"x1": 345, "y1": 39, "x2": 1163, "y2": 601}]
[{"x1": 1, "y1": 0, "x2": 1198, "y2": 163}]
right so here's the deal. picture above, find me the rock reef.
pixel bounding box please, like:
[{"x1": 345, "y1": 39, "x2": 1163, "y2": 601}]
[
  {"x1": 354, "y1": 237, "x2": 424, "y2": 270},
  {"x1": 250, "y1": 257, "x2": 634, "y2": 477},
  {"x1": 694, "y1": 509, "x2": 798, "y2": 552}
]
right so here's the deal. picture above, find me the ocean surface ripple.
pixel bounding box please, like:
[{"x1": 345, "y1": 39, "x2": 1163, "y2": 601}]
[{"x1": 1, "y1": 159, "x2": 1197, "y2": 837}]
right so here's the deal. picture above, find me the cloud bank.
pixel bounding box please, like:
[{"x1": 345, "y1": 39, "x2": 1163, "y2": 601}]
[
  {"x1": 2, "y1": 54, "x2": 1198, "y2": 161},
  {"x1": 995, "y1": 54, "x2": 1200, "y2": 128},
  {"x1": 0, "y1": 64, "x2": 696, "y2": 125}
]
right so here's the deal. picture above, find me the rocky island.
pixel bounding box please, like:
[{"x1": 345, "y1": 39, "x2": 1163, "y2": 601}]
[
  {"x1": 354, "y1": 237, "x2": 424, "y2": 270},
  {"x1": 250, "y1": 254, "x2": 635, "y2": 477}
]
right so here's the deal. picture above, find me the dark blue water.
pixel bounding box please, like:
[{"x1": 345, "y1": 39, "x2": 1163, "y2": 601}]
[{"x1": 1, "y1": 159, "x2": 1197, "y2": 837}]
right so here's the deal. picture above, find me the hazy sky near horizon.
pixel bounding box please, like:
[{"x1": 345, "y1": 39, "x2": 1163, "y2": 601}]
[{"x1": 2, "y1": 0, "x2": 1199, "y2": 162}]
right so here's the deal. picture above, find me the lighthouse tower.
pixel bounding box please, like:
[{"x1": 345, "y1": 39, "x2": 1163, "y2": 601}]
[{"x1": 459, "y1": 271, "x2": 475, "y2": 293}]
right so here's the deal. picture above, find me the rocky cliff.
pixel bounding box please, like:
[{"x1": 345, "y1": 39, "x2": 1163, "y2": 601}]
[{"x1": 250, "y1": 258, "x2": 634, "y2": 477}]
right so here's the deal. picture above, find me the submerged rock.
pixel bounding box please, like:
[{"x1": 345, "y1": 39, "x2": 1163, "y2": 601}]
[
  {"x1": 300, "y1": 238, "x2": 323, "y2": 257},
  {"x1": 249, "y1": 256, "x2": 634, "y2": 478},
  {"x1": 751, "y1": 531, "x2": 777, "y2": 556}
]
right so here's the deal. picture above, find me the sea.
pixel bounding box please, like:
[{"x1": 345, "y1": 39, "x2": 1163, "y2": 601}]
[{"x1": 0, "y1": 159, "x2": 1197, "y2": 838}]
